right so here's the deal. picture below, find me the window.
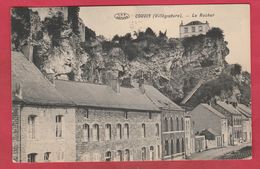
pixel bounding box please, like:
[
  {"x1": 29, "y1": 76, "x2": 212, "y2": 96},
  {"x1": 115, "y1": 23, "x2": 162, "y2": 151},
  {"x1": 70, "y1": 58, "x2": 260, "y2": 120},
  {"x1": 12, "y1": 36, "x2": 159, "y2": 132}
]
[
  {"x1": 155, "y1": 123, "x2": 160, "y2": 136},
  {"x1": 181, "y1": 118, "x2": 184, "y2": 130},
  {"x1": 93, "y1": 124, "x2": 99, "y2": 141},
  {"x1": 105, "y1": 151, "x2": 112, "y2": 161},
  {"x1": 124, "y1": 124, "x2": 129, "y2": 139},
  {"x1": 170, "y1": 117, "x2": 174, "y2": 131},
  {"x1": 116, "y1": 124, "x2": 122, "y2": 139},
  {"x1": 182, "y1": 138, "x2": 185, "y2": 152},
  {"x1": 184, "y1": 27, "x2": 188, "y2": 33},
  {"x1": 124, "y1": 111, "x2": 128, "y2": 119},
  {"x1": 171, "y1": 139, "x2": 174, "y2": 155},
  {"x1": 192, "y1": 26, "x2": 195, "y2": 32},
  {"x1": 125, "y1": 149, "x2": 130, "y2": 161},
  {"x1": 28, "y1": 115, "x2": 36, "y2": 139},
  {"x1": 27, "y1": 153, "x2": 37, "y2": 162},
  {"x1": 57, "y1": 151, "x2": 64, "y2": 161},
  {"x1": 83, "y1": 124, "x2": 90, "y2": 142},
  {"x1": 142, "y1": 123, "x2": 146, "y2": 138},
  {"x1": 176, "y1": 139, "x2": 180, "y2": 153},
  {"x1": 55, "y1": 115, "x2": 63, "y2": 137},
  {"x1": 117, "y1": 150, "x2": 123, "y2": 161},
  {"x1": 150, "y1": 146, "x2": 155, "y2": 160},
  {"x1": 165, "y1": 140, "x2": 169, "y2": 156},
  {"x1": 84, "y1": 109, "x2": 89, "y2": 118},
  {"x1": 176, "y1": 117, "x2": 179, "y2": 131},
  {"x1": 44, "y1": 152, "x2": 51, "y2": 162},
  {"x1": 164, "y1": 118, "x2": 168, "y2": 132},
  {"x1": 157, "y1": 145, "x2": 160, "y2": 159},
  {"x1": 149, "y1": 112, "x2": 152, "y2": 119},
  {"x1": 141, "y1": 147, "x2": 146, "y2": 160},
  {"x1": 105, "y1": 124, "x2": 112, "y2": 140},
  {"x1": 199, "y1": 26, "x2": 203, "y2": 32}
]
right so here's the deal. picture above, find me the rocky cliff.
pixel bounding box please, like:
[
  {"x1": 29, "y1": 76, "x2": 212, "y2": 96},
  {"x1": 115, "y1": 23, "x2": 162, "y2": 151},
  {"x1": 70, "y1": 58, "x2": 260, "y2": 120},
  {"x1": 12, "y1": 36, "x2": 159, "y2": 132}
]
[{"x1": 11, "y1": 7, "x2": 251, "y2": 106}]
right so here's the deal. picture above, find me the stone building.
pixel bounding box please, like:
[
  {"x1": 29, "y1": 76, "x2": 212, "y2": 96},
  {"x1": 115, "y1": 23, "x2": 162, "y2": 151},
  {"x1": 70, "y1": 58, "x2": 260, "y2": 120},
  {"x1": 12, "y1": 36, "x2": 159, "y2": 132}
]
[
  {"x1": 190, "y1": 104, "x2": 229, "y2": 147},
  {"x1": 54, "y1": 80, "x2": 161, "y2": 162},
  {"x1": 12, "y1": 51, "x2": 186, "y2": 162},
  {"x1": 144, "y1": 86, "x2": 186, "y2": 160},
  {"x1": 236, "y1": 104, "x2": 252, "y2": 143},
  {"x1": 184, "y1": 113, "x2": 193, "y2": 157},
  {"x1": 179, "y1": 21, "x2": 210, "y2": 38},
  {"x1": 212, "y1": 101, "x2": 243, "y2": 145},
  {"x1": 12, "y1": 52, "x2": 76, "y2": 162}
]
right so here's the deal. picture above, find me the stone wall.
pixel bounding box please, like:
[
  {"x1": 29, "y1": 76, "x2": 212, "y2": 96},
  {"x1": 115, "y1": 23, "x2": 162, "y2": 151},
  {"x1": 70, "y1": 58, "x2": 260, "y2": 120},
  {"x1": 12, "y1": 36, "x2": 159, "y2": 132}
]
[
  {"x1": 18, "y1": 105, "x2": 76, "y2": 162},
  {"x1": 75, "y1": 107, "x2": 161, "y2": 161},
  {"x1": 12, "y1": 104, "x2": 21, "y2": 162}
]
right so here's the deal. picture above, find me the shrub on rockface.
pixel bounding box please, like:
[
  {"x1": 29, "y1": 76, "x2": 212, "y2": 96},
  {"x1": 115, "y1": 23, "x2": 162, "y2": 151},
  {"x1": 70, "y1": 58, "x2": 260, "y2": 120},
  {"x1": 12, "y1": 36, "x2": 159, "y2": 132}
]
[
  {"x1": 42, "y1": 12, "x2": 67, "y2": 47},
  {"x1": 206, "y1": 27, "x2": 224, "y2": 39},
  {"x1": 11, "y1": 7, "x2": 31, "y2": 50}
]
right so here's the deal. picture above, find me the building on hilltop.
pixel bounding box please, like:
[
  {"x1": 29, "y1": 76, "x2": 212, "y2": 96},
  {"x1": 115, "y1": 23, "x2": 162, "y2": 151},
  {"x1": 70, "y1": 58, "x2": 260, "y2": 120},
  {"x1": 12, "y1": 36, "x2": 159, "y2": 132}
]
[{"x1": 179, "y1": 21, "x2": 210, "y2": 38}]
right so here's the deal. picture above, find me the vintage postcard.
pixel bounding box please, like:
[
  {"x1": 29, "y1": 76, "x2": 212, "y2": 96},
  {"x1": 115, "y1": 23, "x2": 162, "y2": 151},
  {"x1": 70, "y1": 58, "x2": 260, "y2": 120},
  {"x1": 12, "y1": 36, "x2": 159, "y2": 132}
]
[{"x1": 11, "y1": 4, "x2": 251, "y2": 162}]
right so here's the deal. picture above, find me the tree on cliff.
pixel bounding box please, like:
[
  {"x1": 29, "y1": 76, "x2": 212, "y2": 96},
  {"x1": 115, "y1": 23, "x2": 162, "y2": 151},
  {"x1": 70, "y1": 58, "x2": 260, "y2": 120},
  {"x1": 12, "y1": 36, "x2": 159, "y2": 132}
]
[
  {"x1": 11, "y1": 8, "x2": 31, "y2": 50},
  {"x1": 68, "y1": 7, "x2": 80, "y2": 35},
  {"x1": 206, "y1": 27, "x2": 224, "y2": 39}
]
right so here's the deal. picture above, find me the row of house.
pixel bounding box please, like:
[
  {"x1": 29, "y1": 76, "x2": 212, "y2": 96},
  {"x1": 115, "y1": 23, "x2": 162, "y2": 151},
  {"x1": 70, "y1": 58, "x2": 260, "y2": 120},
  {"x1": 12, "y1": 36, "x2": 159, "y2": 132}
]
[
  {"x1": 188, "y1": 100, "x2": 251, "y2": 152},
  {"x1": 12, "y1": 51, "x2": 187, "y2": 162}
]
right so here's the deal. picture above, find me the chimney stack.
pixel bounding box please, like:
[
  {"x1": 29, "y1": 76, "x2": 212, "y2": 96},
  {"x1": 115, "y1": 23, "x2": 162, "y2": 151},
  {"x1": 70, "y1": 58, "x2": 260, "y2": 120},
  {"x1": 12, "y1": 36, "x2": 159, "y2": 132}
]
[
  {"x1": 108, "y1": 70, "x2": 120, "y2": 93},
  {"x1": 14, "y1": 83, "x2": 23, "y2": 100},
  {"x1": 139, "y1": 71, "x2": 145, "y2": 94},
  {"x1": 46, "y1": 74, "x2": 56, "y2": 85}
]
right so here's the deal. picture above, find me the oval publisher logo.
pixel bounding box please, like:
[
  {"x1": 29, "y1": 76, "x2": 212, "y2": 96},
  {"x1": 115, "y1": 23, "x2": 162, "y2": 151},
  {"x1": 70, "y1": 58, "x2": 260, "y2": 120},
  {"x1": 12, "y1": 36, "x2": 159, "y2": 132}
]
[{"x1": 114, "y1": 13, "x2": 130, "y2": 20}]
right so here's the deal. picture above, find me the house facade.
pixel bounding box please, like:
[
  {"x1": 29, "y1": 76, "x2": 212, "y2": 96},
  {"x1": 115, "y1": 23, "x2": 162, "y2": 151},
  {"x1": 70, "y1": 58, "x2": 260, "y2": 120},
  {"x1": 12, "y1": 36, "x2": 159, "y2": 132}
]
[
  {"x1": 144, "y1": 85, "x2": 186, "y2": 160},
  {"x1": 179, "y1": 21, "x2": 210, "y2": 38},
  {"x1": 12, "y1": 52, "x2": 76, "y2": 162},
  {"x1": 212, "y1": 101, "x2": 243, "y2": 145},
  {"x1": 190, "y1": 103, "x2": 229, "y2": 147},
  {"x1": 237, "y1": 104, "x2": 252, "y2": 143}
]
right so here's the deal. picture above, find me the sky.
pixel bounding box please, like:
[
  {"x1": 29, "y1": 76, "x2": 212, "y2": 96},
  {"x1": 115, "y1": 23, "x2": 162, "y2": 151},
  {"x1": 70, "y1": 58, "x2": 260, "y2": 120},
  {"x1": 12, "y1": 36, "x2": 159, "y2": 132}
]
[{"x1": 79, "y1": 4, "x2": 250, "y2": 72}]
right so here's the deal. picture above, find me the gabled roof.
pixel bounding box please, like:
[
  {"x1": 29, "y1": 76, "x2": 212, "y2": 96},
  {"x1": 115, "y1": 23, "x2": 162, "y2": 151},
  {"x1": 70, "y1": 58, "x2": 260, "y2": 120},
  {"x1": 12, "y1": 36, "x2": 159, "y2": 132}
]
[
  {"x1": 181, "y1": 80, "x2": 203, "y2": 105},
  {"x1": 199, "y1": 103, "x2": 226, "y2": 118},
  {"x1": 184, "y1": 21, "x2": 206, "y2": 26},
  {"x1": 54, "y1": 80, "x2": 160, "y2": 111},
  {"x1": 144, "y1": 85, "x2": 184, "y2": 111},
  {"x1": 237, "y1": 104, "x2": 251, "y2": 118},
  {"x1": 12, "y1": 51, "x2": 74, "y2": 106},
  {"x1": 216, "y1": 101, "x2": 241, "y2": 115},
  {"x1": 201, "y1": 128, "x2": 220, "y2": 137}
]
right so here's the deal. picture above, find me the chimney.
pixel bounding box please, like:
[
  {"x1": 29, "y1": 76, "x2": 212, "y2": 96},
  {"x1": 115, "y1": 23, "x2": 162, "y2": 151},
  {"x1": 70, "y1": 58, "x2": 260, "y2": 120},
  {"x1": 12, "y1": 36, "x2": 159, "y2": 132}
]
[
  {"x1": 139, "y1": 72, "x2": 145, "y2": 94},
  {"x1": 14, "y1": 83, "x2": 23, "y2": 100},
  {"x1": 108, "y1": 70, "x2": 120, "y2": 93},
  {"x1": 46, "y1": 74, "x2": 56, "y2": 85},
  {"x1": 180, "y1": 20, "x2": 183, "y2": 26}
]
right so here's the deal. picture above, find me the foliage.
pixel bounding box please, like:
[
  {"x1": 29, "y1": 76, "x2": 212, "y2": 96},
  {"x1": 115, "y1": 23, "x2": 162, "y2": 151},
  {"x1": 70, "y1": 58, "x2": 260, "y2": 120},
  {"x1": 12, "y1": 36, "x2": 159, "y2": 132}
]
[
  {"x1": 188, "y1": 74, "x2": 235, "y2": 106},
  {"x1": 11, "y1": 8, "x2": 31, "y2": 49},
  {"x1": 85, "y1": 26, "x2": 96, "y2": 40},
  {"x1": 206, "y1": 27, "x2": 224, "y2": 39},
  {"x1": 42, "y1": 12, "x2": 66, "y2": 46},
  {"x1": 182, "y1": 34, "x2": 204, "y2": 55},
  {"x1": 68, "y1": 7, "x2": 80, "y2": 34},
  {"x1": 231, "y1": 64, "x2": 242, "y2": 76}
]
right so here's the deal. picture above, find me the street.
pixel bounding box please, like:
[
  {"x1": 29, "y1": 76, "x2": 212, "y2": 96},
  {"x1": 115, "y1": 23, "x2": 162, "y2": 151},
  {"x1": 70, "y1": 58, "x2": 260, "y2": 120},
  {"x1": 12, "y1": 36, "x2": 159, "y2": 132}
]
[{"x1": 190, "y1": 143, "x2": 251, "y2": 160}]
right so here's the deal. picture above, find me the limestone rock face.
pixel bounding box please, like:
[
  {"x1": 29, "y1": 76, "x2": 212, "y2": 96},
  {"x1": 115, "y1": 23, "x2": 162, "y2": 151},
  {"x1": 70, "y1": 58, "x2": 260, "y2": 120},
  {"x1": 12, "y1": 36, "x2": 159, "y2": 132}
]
[{"x1": 11, "y1": 8, "x2": 249, "y2": 105}]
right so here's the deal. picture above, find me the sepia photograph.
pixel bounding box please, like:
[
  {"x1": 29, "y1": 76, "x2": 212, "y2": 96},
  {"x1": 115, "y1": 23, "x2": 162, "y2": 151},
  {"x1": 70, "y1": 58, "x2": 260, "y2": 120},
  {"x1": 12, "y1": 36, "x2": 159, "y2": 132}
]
[{"x1": 11, "y1": 4, "x2": 251, "y2": 162}]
